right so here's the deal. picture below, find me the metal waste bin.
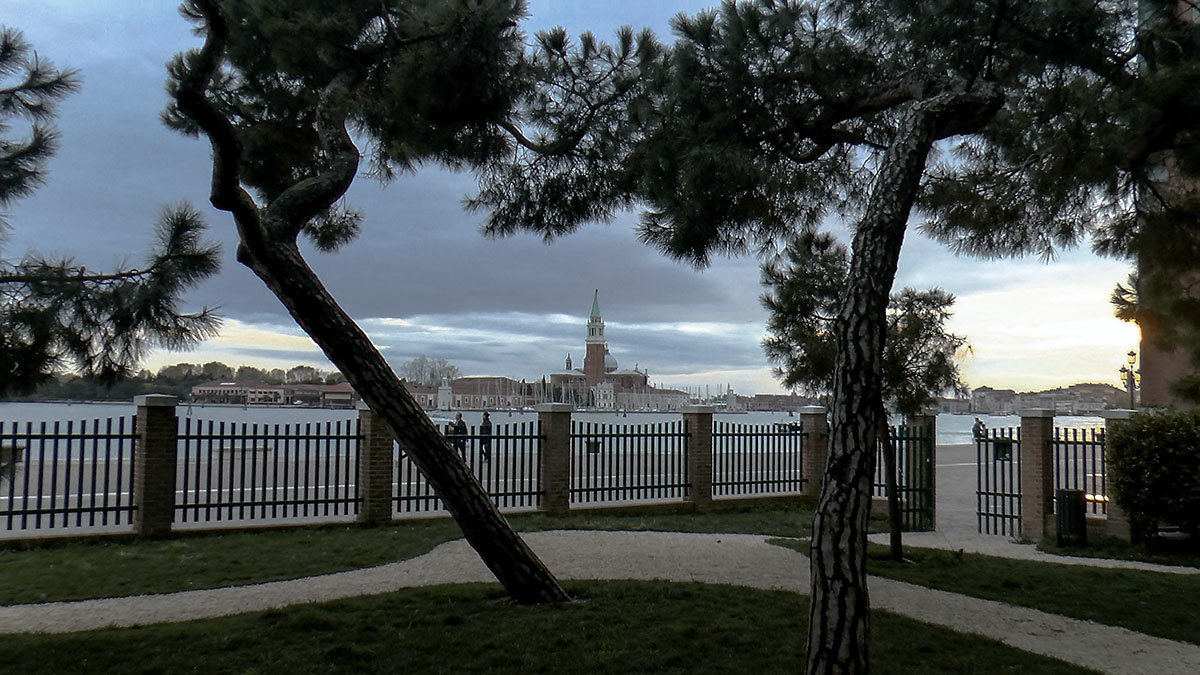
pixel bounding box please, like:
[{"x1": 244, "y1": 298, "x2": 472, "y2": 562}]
[
  {"x1": 1056, "y1": 489, "x2": 1087, "y2": 547},
  {"x1": 993, "y1": 438, "x2": 1013, "y2": 461}
]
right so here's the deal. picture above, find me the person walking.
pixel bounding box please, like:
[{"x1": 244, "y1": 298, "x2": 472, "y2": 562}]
[
  {"x1": 479, "y1": 411, "x2": 492, "y2": 462},
  {"x1": 451, "y1": 412, "x2": 467, "y2": 456},
  {"x1": 972, "y1": 417, "x2": 987, "y2": 441}
]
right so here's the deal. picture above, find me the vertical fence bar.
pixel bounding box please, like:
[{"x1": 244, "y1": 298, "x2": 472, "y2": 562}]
[{"x1": 117, "y1": 416, "x2": 129, "y2": 526}]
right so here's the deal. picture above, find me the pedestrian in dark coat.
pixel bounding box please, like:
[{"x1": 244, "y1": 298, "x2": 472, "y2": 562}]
[
  {"x1": 451, "y1": 412, "x2": 467, "y2": 455},
  {"x1": 480, "y1": 411, "x2": 492, "y2": 461}
]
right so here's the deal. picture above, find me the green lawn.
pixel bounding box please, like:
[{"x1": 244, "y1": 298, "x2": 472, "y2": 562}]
[
  {"x1": 0, "y1": 520, "x2": 464, "y2": 605},
  {"x1": 0, "y1": 581, "x2": 1095, "y2": 674},
  {"x1": 770, "y1": 539, "x2": 1200, "y2": 646},
  {"x1": 5, "y1": 502, "x2": 1198, "y2": 655},
  {"x1": 0, "y1": 501, "x2": 822, "y2": 605}
]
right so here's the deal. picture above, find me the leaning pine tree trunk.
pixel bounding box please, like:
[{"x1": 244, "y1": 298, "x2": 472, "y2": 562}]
[
  {"x1": 804, "y1": 85, "x2": 1003, "y2": 674},
  {"x1": 175, "y1": 0, "x2": 569, "y2": 606},
  {"x1": 804, "y1": 109, "x2": 942, "y2": 674}
]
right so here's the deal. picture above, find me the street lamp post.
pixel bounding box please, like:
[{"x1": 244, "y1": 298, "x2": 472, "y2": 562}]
[{"x1": 1119, "y1": 350, "x2": 1137, "y2": 409}]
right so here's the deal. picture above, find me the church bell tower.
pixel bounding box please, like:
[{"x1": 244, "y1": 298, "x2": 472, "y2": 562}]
[{"x1": 584, "y1": 289, "x2": 606, "y2": 386}]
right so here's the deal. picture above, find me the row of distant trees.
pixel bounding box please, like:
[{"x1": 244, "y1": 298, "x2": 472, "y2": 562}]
[{"x1": 3, "y1": 355, "x2": 459, "y2": 402}]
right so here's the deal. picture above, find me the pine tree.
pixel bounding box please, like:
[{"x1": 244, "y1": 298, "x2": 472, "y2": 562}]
[
  {"x1": 165, "y1": 0, "x2": 567, "y2": 604},
  {"x1": 472, "y1": 1, "x2": 1200, "y2": 670},
  {"x1": 0, "y1": 26, "x2": 219, "y2": 397}
]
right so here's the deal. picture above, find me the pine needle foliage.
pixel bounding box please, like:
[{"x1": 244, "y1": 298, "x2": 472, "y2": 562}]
[{"x1": 0, "y1": 26, "x2": 220, "y2": 396}]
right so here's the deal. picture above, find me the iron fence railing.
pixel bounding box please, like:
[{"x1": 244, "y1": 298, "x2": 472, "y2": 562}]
[
  {"x1": 1052, "y1": 427, "x2": 1107, "y2": 516},
  {"x1": 398, "y1": 422, "x2": 542, "y2": 514},
  {"x1": 1, "y1": 417, "x2": 138, "y2": 532},
  {"x1": 569, "y1": 420, "x2": 688, "y2": 505},
  {"x1": 873, "y1": 424, "x2": 935, "y2": 531},
  {"x1": 175, "y1": 418, "x2": 361, "y2": 524},
  {"x1": 977, "y1": 427, "x2": 1021, "y2": 536},
  {"x1": 4, "y1": 410, "x2": 816, "y2": 537},
  {"x1": 712, "y1": 420, "x2": 804, "y2": 497}
]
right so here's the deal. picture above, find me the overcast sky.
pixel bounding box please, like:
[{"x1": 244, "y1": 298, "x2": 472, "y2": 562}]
[{"x1": 2, "y1": 0, "x2": 1139, "y2": 396}]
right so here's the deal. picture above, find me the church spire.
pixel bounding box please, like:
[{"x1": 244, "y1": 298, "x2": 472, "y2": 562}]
[{"x1": 584, "y1": 289, "x2": 607, "y2": 385}]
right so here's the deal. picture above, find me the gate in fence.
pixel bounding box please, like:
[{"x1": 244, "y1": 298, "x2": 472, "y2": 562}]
[
  {"x1": 874, "y1": 424, "x2": 935, "y2": 531},
  {"x1": 977, "y1": 428, "x2": 1021, "y2": 536},
  {"x1": 1052, "y1": 427, "x2": 1107, "y2": 516}
]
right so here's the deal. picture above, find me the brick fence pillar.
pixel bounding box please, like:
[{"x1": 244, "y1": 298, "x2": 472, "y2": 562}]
[
  {"x1": 1019, "y1": 408, "x2": 1055, "y2": 541},
  {"x1": 134, "y1": 394, "x2": 178, "y2": 538},
  {"x1": 682, "y1": 406, "x2": 714, "y2": 510},
  {"x1": 1101, "y1": 409, "x2": 1134, "y2": 541},
  {"x1": 357, "y1": 402, "x2": 395, "y2": 524},
  {"x1": 536, "y1": 403, "x2": 572, "y2": 515},
  {"x1": 905, "y1": 412, "x2": 937, "y2": 530},
  {"x1": 799, "y1": 406, "x2": 828, "y2": 498}
]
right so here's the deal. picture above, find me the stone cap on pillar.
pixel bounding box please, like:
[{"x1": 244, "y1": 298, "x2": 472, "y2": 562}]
[
  {"x1": 356, "y1": 400, "x2": 372, "y2": 411},
  {"x1": 1100, "y1": 409, "x2": 1135, "y2": 420},
  {"x1": 798, "y1": 405, "x2": 827, "y2": 415},
  {"x1": 683, "y1": 405, "x2": 715, "y2": 414},
  {"x1": 534, "y1": 403, "x2": 574, "y2": 413},
  {"x1": 1017, "y1": 408, "x2": 1055, "y2": 418},
  {"x1": 134, "y1": 394, "x2": 178, "y2": 407}
]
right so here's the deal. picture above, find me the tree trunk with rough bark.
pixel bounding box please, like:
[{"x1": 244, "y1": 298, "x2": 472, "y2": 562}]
[
  {"x1": 174, "y1": 0, "x2": 569, "y2": 606},
  {"x1": 242, "y1": 242, "x2": 570, "y2": 604},
  {"x1": 805, "y1": 84, "x2": 1003, "y2": 672}
]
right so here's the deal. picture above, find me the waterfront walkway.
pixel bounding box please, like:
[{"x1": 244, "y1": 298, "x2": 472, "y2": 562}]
[{"x1": 1, "y1": 529, "x2": 1197, "y2": 675}]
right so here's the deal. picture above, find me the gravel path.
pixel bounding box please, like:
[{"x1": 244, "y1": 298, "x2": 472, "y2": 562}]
[{"x1": 1, "y1": 530, "x2": 1197, "y2": 674}]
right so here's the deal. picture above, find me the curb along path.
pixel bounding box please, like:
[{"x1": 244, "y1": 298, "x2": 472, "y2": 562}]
[{"x1": 1, "y1": 530, "x2": 1196, "y2": 675}]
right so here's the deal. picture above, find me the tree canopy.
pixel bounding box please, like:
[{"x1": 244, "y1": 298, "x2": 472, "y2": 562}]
[
  {"x1": 761, "y1": 231, "x2": 967, "y2": 415},
  {"x1": 0, "y1": 26, "x2": 221, "y2": 397},
  {"x1": 166, "y1": 0, "x2": 569, "y2": 604},
  {"x1": 398, "y1": 355, "x2": 461, "y2": 387},
  {"x1": 467, "y1": 2, "x2": 1200, "y2": 671}
]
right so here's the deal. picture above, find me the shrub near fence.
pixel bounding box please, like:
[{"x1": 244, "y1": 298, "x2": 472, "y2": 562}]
[{"x1": 1, "y1": 400, "x2": 833, "y2": 541}]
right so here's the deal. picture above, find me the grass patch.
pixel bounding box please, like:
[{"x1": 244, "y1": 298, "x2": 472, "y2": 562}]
[
  {"x1": 0, "y1": 581, "x2": 1093, "y2": 674},
  {"x1": 771, "y1": 538, "x2": 1200, "y2": 646},
  {"x1": 2, "y1": 501, "x2": 822, "y2": 605},
  {"x1": 1039, "y1": 534, "x2": 1200, "y2": 569},
  {"x1": 0, "y1": 520, "x2": 462, "y2": 605},
  {"x1": 510, "y1": 498, "x2": 825, "y2": 539}
]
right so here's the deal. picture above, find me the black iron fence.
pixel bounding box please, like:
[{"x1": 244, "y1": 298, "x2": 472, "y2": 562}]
[
  {"x1": 712, "y1": 420, "x2": 804, "y2": 498},
  {"x1": 1, "y1": 417, "x2": 138, "y2": 533},
  {"x1": 3, "y1": 406, "x2": 826, "y2": 539},
  {"x1": 397, "y1": 422, "x2": 542, "y2": 514},
  {"x1": 873, "y1": 424, "x2": 935, "y2": 531},
  {"x1": 175, "y1": 418, "x2": 360, "y2": 524},
  {"x1": 976, "y1": 427, "x2": 1022, "y2": 536},
  {"x1": 1052, "y1": 427, "x2": 1107, "y2": 516},
  {"x1": 569, "y1": 419, "x2": 688, "y2": 505}
]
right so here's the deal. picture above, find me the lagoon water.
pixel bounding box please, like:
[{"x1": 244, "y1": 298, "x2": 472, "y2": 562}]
[{"x1": 0, "y1": 401, "x2": 1105, "y2": 446}]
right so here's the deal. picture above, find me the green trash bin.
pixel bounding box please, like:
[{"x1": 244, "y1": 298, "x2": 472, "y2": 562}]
[{"x1": 1056, "y1": 489, "x2": 1087, "y2": 547}]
